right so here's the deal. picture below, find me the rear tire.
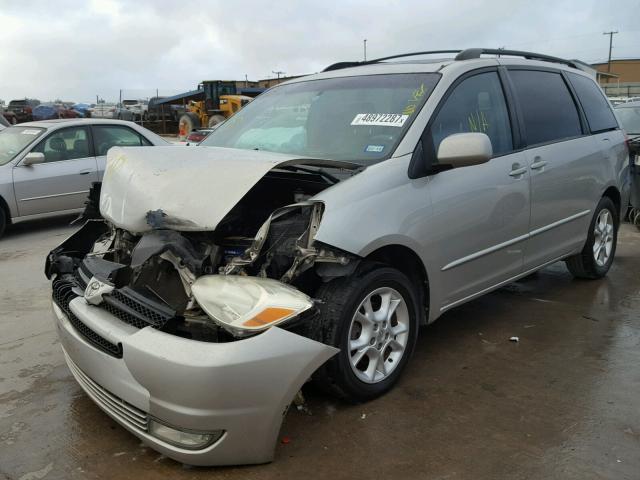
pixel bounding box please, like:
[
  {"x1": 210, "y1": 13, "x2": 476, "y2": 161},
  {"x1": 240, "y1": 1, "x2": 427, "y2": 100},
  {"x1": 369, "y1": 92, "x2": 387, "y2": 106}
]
[
  {"x1": 311, "y1": 263, "x2": 420, "y2": 402},
  {"x1": 565, "y1": 196, "x2": 618, "y2": 279},
  {"x1": 178, "y1": 112, "x2": 200, "y2": 140}
]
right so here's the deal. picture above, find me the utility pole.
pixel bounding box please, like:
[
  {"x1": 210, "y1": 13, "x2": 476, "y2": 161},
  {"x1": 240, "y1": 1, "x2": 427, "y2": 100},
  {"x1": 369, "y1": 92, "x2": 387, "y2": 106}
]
[
  {"x1": 272, "y1": 70, "x2": 285, "y2": 82},
  {"x1": 363, "y1": 39, "x2": 367, "y2": 61},
  {"x1": 603, "y1": 30, "x2": 618, "y2": 72}
]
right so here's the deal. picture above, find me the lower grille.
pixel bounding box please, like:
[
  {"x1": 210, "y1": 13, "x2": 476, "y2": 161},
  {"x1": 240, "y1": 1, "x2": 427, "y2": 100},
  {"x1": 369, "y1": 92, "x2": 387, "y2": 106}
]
[
  {"x1": 52, "y1": 277, "x2": 123, "y2": 358},
  {"x1": 66, "y1": 355, "x2": 148, "y2": 432},
  {"x1": 101, "y1": 287, "x2": 175, "y2": 330}
]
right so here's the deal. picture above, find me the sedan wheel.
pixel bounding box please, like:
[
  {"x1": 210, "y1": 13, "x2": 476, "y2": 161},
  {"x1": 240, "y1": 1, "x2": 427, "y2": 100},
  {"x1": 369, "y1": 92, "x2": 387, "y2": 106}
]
[{"x1": 0, "y1": 208, "x2": 7, "y2": 238}]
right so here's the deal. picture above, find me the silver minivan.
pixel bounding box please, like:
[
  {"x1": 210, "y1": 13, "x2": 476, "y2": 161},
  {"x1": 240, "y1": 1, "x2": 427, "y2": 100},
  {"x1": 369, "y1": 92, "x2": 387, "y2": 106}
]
[{"x1": 46, "y1": 49, "x2": 630, "y2": 466}]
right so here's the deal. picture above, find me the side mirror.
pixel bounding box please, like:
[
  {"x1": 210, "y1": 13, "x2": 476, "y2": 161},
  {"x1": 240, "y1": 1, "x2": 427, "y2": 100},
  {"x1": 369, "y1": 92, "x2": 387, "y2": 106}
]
[
  {"x1": 437, "y1": 132, "x2": 492, "y2": 168},
  {"x1": 22, "y1": 152, "x2": 45, "y2": 166}
]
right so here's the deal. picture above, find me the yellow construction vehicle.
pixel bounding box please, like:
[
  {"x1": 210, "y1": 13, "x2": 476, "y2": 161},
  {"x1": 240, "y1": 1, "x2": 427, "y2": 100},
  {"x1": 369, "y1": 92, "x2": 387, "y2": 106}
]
[{"x1": 178, "y1": 81, "x2": 253, "y2": 139}]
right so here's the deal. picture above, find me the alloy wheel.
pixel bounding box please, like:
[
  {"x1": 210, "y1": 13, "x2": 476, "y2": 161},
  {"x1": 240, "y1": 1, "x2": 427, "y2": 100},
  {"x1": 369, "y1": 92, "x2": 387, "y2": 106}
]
[
  {"x1": 593, "y1": 208, "x2": 614, "y2": 267},
  {"x1": 348, "y1": 287, "x2": 410, "y2": 384}
]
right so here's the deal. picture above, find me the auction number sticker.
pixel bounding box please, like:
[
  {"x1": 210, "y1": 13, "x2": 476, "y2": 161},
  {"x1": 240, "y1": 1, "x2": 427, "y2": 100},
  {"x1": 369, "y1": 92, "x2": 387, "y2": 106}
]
[{"x1": 351, "y1": 113, "x2": 408, "y2": 127}]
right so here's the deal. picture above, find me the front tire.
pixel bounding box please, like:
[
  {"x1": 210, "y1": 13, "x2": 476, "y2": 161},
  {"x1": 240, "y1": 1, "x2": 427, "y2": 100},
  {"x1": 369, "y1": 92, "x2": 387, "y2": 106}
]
[
  {"x1": 565, "y1": 196, "x2": 618, "y2": 279},
  {"x1": 207, "y1": 114, "x2": 226, "y2": 127},
  {"x1": 0, "y1": 208, "x2": 7, "y2": 239},
  {"x1": 311, "y1": 263, "x2": 420, "y2": 402}
]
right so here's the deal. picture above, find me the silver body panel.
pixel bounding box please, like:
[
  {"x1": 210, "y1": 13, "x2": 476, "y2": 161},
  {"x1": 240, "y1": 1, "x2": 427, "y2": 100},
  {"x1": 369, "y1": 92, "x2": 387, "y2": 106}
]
[
  {"x1": 99, "y1": 146, "x2": 335, "y2": 233},
  {"x1": 53, "y1": 299, "x2": 338, "y2": 465}
]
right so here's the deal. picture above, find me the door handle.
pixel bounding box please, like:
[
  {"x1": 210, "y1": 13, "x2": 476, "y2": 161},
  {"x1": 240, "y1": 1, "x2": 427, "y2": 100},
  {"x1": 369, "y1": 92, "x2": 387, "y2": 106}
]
[
  {"x1": 530, "y1": 156, "x2": 547, "y2": 170},
  {"x1": 509, "y1": 163, "x2": 527, "y2": 177},
  {"x1": 78, "y1": 169, "x2": 92, "y2": 175}
]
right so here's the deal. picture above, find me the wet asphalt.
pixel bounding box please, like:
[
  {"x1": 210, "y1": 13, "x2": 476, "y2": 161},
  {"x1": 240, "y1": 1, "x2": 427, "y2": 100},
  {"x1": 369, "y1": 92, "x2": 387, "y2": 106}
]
[{"x1": 0, "y1": 216, "x2": 639, "y2": 480}]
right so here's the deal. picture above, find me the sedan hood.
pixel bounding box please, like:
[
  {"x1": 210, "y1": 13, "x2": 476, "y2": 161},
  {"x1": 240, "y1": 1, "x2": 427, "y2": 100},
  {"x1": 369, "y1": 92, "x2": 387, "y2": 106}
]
[{"x1": 100, "y1": 146, "x2": 358, "y2": 233}]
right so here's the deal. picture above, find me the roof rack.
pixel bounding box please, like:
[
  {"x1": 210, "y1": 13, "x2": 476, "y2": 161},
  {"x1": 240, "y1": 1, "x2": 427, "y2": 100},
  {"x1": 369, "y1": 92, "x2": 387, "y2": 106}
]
[
  {"x1": 455, "y1": 48, "x2": 579, "y2": 69},
  {"x1": 323, "y1": 50, "x2": 462, "y2": 72},
  {"x1": 323, "y1": 48, "x2": 585, "y2": 72}
]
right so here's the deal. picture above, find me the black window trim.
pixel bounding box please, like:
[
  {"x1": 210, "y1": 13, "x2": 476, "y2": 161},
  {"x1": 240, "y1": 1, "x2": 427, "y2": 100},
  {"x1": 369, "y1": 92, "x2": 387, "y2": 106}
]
[
  {"x1": 564, "y1": 71, "x2": 620, "y2": 135},
  {"x1": 29, "y1": 125, "x2": 95, "y2": 164},
  {"x1": 505, "y1": 65, "x2": 590, "y2": 149},
  {"x1": 409, "y1": 66, "x2": 519, "y2": 178},
  {"x1": 90, "y1": 124, "x2": 151, "y2": 153}
]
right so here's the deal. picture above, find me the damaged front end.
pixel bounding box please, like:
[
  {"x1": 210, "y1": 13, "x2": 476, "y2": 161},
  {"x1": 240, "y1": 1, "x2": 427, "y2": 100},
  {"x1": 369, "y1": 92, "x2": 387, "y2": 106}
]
[
  {"x1": 45, "y1": 146, "x2": 361, "y2": 464},
  {"x1": 47, "y1": 198, "x2": 356, "y2": 344},
  {"x1": 46, "y1": 147, "x2": 362, "y2": 343}
]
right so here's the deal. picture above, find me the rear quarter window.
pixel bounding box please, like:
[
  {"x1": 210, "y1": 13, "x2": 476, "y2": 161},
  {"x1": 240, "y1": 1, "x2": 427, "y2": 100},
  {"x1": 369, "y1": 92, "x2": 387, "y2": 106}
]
[
  {"x1": 567, "y1": 73, "x2": 618, "y2": 133},
  {"x1": 509, "y1": 70, "x2": 582, "y2": 146}
]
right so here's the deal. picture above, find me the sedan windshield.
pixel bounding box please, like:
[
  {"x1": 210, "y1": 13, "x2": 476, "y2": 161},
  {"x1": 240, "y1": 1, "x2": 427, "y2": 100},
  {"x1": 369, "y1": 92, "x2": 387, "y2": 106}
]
[
  {"x1": 201, "y1": 73, "x2": 440, "y2": 164},
  {"x1": 0, "y1": 126, "x2": 45, "y2": 165},
  {"x1": 616, "y1": 106, "x2": 640, "y2": 134}
]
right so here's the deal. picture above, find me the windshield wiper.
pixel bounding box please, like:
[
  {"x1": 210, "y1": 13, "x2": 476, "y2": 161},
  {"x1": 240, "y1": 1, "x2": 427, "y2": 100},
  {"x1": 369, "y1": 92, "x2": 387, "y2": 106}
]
[{"x1": 280, "y1": 165, "x2": 342, "y2": 184}]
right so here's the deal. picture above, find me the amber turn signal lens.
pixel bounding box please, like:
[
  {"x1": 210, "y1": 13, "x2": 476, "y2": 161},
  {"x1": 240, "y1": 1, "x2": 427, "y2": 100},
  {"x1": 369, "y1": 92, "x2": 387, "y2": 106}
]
[{"x1": 243, "y1": 307, "x2": 296, "y2": 327}]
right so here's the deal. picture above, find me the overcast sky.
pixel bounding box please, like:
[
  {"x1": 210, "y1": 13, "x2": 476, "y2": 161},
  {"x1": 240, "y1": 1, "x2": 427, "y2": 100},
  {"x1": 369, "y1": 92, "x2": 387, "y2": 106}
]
[{"x1": 1, "y1": 0, "x2": 638, "y2": 103}]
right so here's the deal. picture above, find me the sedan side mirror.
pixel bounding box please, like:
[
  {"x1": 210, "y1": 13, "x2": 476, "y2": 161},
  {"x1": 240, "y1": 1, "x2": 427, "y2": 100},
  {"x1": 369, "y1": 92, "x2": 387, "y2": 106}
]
[
  {"x1": 437, "y1": 132, "x2": 492, "y2": 168},
  {"x1": 22, "y1": 152, "x2": 45, "y2": 166}
]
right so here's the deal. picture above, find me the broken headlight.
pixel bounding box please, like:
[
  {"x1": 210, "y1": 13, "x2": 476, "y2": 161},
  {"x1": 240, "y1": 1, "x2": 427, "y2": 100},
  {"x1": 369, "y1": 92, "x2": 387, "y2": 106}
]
[{"x1": 191, "y1": 275, "x2": 313, "y2": 337}]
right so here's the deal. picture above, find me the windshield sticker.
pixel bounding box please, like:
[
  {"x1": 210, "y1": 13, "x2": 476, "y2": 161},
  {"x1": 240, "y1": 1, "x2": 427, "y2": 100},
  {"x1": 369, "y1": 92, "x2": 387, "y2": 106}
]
[
  {"x1": 365, "y1": 144, "x2": 385, "y2": 153},
  {"x1": 21, "y1": 129, "x2": 40, "y2": 135},
  {"x1": 402, "y1": 83, "x2": 426, "y2": 116},
  {"x1": 351, "y1": 113, "x2": 408, "y2": 127}
]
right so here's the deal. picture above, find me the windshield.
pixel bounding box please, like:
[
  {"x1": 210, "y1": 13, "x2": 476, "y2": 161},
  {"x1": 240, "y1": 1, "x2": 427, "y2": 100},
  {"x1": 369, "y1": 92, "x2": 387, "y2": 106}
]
[
  {"x1": 0, "y1": 126, "x2": 45, "y2": 166},
  {"x1": 201, "y1": 73, "x2": 439, "y2": 164},
  {"x1": 616, "y1": 106, "x2": 640, "y2": 134}
]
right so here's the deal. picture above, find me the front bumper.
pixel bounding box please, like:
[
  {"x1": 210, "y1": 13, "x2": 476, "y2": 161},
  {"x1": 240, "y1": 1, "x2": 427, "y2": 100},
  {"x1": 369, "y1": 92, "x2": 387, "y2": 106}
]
[{"x1": 52, "y1": 297, "x2": 337, "y2": 466}]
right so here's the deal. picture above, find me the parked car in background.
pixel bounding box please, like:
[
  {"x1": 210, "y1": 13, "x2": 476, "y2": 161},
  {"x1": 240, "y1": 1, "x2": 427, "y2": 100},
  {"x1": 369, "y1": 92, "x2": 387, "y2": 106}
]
[
  {"x1": 0, "y1": 119, "x2": 169, "y2": 237},
  {"x1": 117, "y1": 99, "x2": 148, "y2": 121},
  {"x1": 185, "y1": 127, "x2": 214, "y2": 145},
  {"x1": 89, "y1": 103, "x2": 117, "y2": 118},
  {"x1": 44, "y1": 49, "x2": 629, "y2": 466},
  {"x1": 32, "y1": 103, "x2": 80, "y2": 121},
  {"x1": 0, "y1": 114, "x2": 8, "y2": 130},
  {"x1": 72, "y1": 103, "x2": 92, "y2": 118},
  {"x1": 615, "y1": 100, "x2": 640, "y2": 141},
  {"x1": 7, "y1": 98, "x2": 40, "y2": 122}
]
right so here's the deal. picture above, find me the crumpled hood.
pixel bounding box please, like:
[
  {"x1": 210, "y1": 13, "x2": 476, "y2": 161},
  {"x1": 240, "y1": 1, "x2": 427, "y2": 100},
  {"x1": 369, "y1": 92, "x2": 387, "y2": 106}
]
[{"x1": 100, "y1": 146, "x2": 357, "y2": 233}]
